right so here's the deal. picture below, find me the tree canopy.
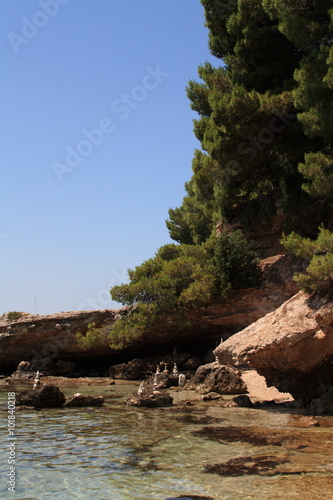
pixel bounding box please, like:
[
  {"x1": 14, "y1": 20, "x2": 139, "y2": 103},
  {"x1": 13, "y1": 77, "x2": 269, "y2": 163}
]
[{"x1": 166, "y1": 0, "x2": 333, "y2": 244}]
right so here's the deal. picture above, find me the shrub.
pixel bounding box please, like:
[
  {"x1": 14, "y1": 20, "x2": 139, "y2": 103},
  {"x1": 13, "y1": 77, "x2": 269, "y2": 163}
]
[{"x1": 7, "y1": 311, "x2": 24, "y2": 321}]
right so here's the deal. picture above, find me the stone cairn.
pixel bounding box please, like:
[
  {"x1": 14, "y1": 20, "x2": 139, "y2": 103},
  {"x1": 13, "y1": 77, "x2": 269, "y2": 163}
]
[{"x1": 33, "y1": 371, "x2": 41, "y2": 390}]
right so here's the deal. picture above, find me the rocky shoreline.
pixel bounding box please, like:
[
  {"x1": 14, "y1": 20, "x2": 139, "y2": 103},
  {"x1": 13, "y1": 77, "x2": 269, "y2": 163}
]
[{"x1": 1, "y1": 253, "x2": 332, "y2": 414}]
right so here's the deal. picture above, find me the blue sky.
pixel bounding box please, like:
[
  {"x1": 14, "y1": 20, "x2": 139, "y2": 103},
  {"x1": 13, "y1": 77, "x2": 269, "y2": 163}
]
[{"x1": 0, "y1": 0, "x2": 219, "y2": 315}]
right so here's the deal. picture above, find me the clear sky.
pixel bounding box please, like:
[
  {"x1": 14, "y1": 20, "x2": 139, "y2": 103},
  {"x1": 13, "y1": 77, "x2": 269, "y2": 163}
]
[{"x1": 0, "y1": 0, "x2": 219, "y2": 315}]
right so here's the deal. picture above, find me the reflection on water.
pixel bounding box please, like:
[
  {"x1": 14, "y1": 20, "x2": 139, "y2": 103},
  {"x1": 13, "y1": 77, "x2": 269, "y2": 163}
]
[{"x1": 0, "y1": 384, "x2": 333, "y2": 500}]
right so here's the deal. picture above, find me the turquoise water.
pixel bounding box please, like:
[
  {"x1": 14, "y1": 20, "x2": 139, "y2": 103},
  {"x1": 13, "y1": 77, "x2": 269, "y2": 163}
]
[{"x1": 1, "y1": 383, "x2": 333, "y2": 500}]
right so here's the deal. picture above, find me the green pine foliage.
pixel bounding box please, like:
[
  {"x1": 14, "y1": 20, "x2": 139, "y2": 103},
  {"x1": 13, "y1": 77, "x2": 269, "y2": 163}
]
[
  {"x1": 214, "y1": 230, "x2": 262, "y2": 299},
  {"x1": 166, "y1": 0, "x2": 333, "y2": 245},
  {"x1": 282, "y1": 227, "x2": 333, "y2": 295},
  {"x1": 76, "y1": 322, "x2": 109, "y2": 349},
  {"x1": 78, "y1": 232, "x2": 262, "y2": 350}
]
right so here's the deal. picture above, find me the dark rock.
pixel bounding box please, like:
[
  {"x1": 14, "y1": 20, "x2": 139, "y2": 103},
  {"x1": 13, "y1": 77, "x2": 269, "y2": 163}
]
[
  {"x1": 193, "y1": 426, "x2": 285, "y2": 447},
  {"x1": 205, "y1": 455, "x2": 290, "y2": 476},
  {"x1": 16, "y1": 384, "x2": 66, "y2": 408},
  {"x1": 154, "y1": 372, "x2": 171, "y2": 388},
  {"x1": 31, "y1": 357, "x2": 57, "y2": 375},
  {"x1": 165, "y1": 496, "x2": 214, "y2": 500},
  {"x1": 109, "y1": 358, "x2": 145, "y2": 380},
  {"x1": 56, "y1": 360, "x2": 75, "y2": 375},
  {"x1": 13, "y1": 358, "x2": 75, "y2": 377},
  {"x1": 310, "y1": 391, "x2": 333, "y2": 415},
  {"x1": 65, "y1": 394, "x2": 104, "y2": 407},
  {"x1": 203, "y1": 349, "x2": 215, "y2": 364},
  {"x1": 233, "y1": 395, "x2": 253, "y2": 408},
  {"x1": 182, "y1": 357, "x2": 202, "y2": 370},
  {"x1": 126, "y1": 389, "x2": 173, "y2": 407},
  {"x1": 192, "y1": 362, "x2": 247, "y2": 395}
]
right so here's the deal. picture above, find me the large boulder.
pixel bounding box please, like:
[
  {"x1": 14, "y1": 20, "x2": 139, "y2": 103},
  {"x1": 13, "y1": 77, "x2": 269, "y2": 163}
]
[
  {"x1": 191, "y1": 362, "x2": 247, "y2": 395},
  {"x1": 16, "y1": 384, "x2": 66, "y2": 408},
  {"x1": 214, "y1": 291, "x2": 333, "y2": 408}
]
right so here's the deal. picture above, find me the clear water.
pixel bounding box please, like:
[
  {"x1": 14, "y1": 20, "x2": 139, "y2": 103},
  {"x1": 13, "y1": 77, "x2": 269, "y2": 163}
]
[{"x1": 1, "y1": 383, "x2": 333, "y2": 500}]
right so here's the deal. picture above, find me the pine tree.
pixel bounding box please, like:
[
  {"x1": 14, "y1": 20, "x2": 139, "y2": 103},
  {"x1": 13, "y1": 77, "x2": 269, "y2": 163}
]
[{"x1": 166, "y1": 0, "x2": 331, "y2": 244}]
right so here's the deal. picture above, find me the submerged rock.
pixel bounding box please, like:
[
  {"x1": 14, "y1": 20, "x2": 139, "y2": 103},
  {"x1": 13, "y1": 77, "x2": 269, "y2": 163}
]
[
  {"x1": 201, "y1": 392, "x2": 224, "y2": 401},
  {"x1": 165, "y1": 496, "x2": 214, "y2": 500},
  {"x1": 205, "y1": 454, "x2": 290, "y2": 477},
  {"x1": 16, "y1": 384, "x2": 66, "y2": 408},
  {"x1": 191, "y1": 362, "x2": 247, "y2": 395}
]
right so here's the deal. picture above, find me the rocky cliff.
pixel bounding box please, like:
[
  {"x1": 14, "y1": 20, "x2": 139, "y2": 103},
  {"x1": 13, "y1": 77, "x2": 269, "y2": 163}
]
[
  {"x1": 0, "y1": 253, "x2": 301, "y2": 371},
  {"x1": 214, "y1": 291, "x2": 333, "y2": 408},
  {"x1": 0, "y1": 307, "x2": 132, "y2": 367}
]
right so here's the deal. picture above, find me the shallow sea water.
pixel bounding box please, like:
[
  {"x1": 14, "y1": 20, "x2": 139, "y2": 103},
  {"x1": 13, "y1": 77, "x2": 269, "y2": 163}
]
[{"x1": 1, "y1": 383, "x2": 333, "y2": 500}]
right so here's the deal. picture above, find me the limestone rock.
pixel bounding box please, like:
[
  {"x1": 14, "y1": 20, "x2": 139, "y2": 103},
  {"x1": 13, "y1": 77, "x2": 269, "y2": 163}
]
[
  {"x1": 0, "y1": 307, "x2": 132, "y2": 366},
  {"x1": 191, "y1": 362, "x2": 247, "y2": 395},
  {"x1": 16, "y1": 384, "x2": 66, "y2": 408},
  {"x1": 214, "y1": 291, "x2": 333, "y2": 408}
]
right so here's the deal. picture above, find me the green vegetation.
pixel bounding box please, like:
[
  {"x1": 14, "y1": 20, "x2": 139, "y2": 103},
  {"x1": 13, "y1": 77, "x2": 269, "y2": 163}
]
[
  {"x1": 80, "y1": 0, "x2": 333, "y2": 350},
  {"x1": 282, "y1": 227, "x2": 333, "y2": 296},
  {"x1": 7, "y1": 311, "x2": 24, "y2": 321},
  {"x1": 166, "y1": 0, "x2": 333, "y2": 243},
  {"x1": 76, "y1": 322, "x2": 108, "y2": 349},
  {"x1": 78, "y1": 233, "x2": 261, "y2": 349}
]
